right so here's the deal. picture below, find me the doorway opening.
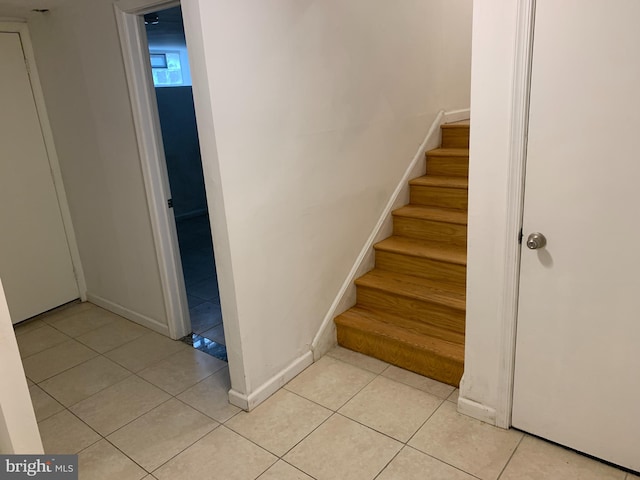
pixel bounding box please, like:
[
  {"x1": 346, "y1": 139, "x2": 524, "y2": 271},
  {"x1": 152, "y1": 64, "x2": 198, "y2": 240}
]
[{"x1": 143, "y1": 5, "x2": 226, "y2": 359}]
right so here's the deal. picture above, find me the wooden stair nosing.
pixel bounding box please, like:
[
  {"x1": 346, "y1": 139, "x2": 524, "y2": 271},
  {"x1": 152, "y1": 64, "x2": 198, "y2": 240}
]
[
  {"x1": 356, "y1": 287, "x2": 465, "y2": 335},
  {"x1": 340, "y1": 305, "x2": 465, "y2": 347},
  {"x1": 335, "y1": 311, "x2": 464, "y2": 361},
  {"x1": 392, "y1": 205, "x2": 467, "y2": 225},
  {"x1": 409, "y1": 188, "x2": 468, "y2": 211},
  {"x1": 409, "y1": 176, "x2": 468, "y2": 189},
  {"x1": 335, "y1": 315, "x2": 463, "y2": 386},
  {"x1": 393, "y1": 220, "x2": 467, "y2": 248},
  {"x1": 426, "y1": 148, "x2": 469, "y2": 158},
  {"x1": 375, "y1": 250, "x2": 466, "y2": 288},
  {"x1": 374, "y1": 236, "x2": 467, "y2": 266},
  {"x1": 355, "y1": 270, "x2": 466, "y2": 311},
  {"x1": 425, "y1": 162, "x2": 469, "y2": 178}
]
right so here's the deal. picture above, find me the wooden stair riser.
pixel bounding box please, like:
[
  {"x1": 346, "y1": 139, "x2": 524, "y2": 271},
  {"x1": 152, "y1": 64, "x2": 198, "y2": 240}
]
[
  {"x1": 410, "y1": 185, "x2": 468, "y2": 210},
  {"x1": 336, "y1": 323, "x2": 463, "y2": 386},
  {"x1": 356, "y1": 285, "x2": 465, "y2": 334},
  {"x1": 375, "y1": 250, "x2": 466, "y2": 288},
  {"x1": 425, "y1": 155, "x2": 469, "y2": 177},
  {"x1": 393, "y1": 217, "x2": 467, "y2": 247},
  {"x1": 441, "y1": 127, "x2": 470, "y2": 149},
  {"x1": 339, "y1": 306, "x2": 465, "y2": 344}
]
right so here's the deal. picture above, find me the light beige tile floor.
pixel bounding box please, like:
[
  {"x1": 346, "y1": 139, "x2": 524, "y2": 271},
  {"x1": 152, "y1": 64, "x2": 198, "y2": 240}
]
[{"x1": 15, "y1": 302, "x2": 638, "y2": 480}]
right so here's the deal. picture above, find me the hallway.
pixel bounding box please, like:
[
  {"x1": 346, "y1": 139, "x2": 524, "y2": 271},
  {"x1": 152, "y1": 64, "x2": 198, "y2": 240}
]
[
  {"x1": 15, "y1": 302, "x2": 635, "y2": 480},
  {"x1": 175, "y1": 213, "x2": 226, "y2": 356}
]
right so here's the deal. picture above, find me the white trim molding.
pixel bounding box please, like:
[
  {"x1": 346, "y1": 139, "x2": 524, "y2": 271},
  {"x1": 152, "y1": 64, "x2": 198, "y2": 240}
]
[
  {"x1": 229, "y1": 352, "x2": 314, "y2": 411},
  {"x1": 494, "y1": 0, "x2": 536, "y2": 429},
  {"x1": 457, "y1": 396, "x2": 497, "y2": 425},
  {"x1": 310, "y1": 108, "x2": 470, "y2": 360},
  {"x1": 0, "y1": 21, "x2": 87, "y2": 302},
  {"x1": 86, "y1": 293, "x2": 170, "y2": 336},
  {"x1": 114, "y1": 0, "x2": 190, "y2": 340}
]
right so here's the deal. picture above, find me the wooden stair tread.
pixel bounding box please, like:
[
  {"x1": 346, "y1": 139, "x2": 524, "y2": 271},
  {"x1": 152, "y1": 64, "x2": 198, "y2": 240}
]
[
  {"x1": 356, "y1": 269, "x2": 466, "y2": 309},
  {"x1": 392, "y1": 205, "x2": 467, "y2": 225},
  {"x1": 336, "y1": 307, "x2": 464, "y2": 361},
  {"x1": 426, "y1": 148, "x2": 469, "y2": 157},
  {"x1": 375, "y1": 236, "x2": 466, "y2": 265},
  {"x1": 409, "y1": 176, "x2": 468, "y2": 189}
]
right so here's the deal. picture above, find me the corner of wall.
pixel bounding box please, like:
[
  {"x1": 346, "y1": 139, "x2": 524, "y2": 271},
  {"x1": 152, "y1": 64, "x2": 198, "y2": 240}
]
[
  {"x1": 228, "y1": 350, "x2": 313, "y2": 411},
  {"x1": 86, "y1": 293, "x2": 170, "y2": 337},
  {"x1": 457, "y1": 395, "x2": 498, "y2": 426},
  {"x1": 456, "y1": 371, "x2": 499, "y2": 426}
]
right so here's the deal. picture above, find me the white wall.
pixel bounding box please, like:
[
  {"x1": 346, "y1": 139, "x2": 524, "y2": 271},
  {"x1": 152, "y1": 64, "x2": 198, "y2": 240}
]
[
  {"x1": 182, "y1": 0, "x2": 472, "y2": 403},
  {"x1": 461, "y1": 0, "x2": 519, "y2": 422},
  {"x1": 0, "y1": 279, "x2": 42, "y2": 454},
  {"x1": 27, "y1": 3, "x2": 169, "y2": 332}
]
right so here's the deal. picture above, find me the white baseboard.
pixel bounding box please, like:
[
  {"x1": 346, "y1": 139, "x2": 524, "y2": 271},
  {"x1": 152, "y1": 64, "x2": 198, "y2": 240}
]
[
  {"x1": 86, "y1": 293, "x2": 170, "y2": 336},
  {"x1": 310, "y1": 108, "x2": 471, "y2": 361},
  {"x1": 228, "y1": 351, "x2": 313, "y2": 411},
  {"x1": 457, "y1": 395, "x2": 499, "y2": 426}
]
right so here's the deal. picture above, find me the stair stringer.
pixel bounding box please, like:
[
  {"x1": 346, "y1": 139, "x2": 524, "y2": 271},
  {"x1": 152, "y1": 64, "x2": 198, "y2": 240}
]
[{"x1": 311, "y1": 108, "x2": 471, "y2": 360}]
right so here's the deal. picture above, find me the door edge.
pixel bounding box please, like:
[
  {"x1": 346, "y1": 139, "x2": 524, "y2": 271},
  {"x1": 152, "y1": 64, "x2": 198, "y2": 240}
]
[{"x1": 494, "y1": 0, "x2": 536, "y2": 429}]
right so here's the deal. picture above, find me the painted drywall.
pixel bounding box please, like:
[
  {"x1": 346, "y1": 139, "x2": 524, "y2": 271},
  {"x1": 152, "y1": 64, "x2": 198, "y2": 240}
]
[
  {"x1": 461, "y1": 0, "x2": 519, "y2": 421},
  {"x1": 182, "y1": 0, "x2": 472, "y2": 401},
  {"x1": 26, "y1": 3, "x2": 168, "y2": 331},
  {"x1": 155, "y1": 86, "x2": 207, "y2": 219},
  {"x1": 0, "y1": 279, "x2": 42, "y2": 454}
]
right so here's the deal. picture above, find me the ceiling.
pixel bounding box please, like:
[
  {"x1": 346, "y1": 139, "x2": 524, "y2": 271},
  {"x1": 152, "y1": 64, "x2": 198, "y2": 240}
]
[
  {"x1": 0, "y1": 0, "x2": 66, "y2": 19},
  {"x1": 0, "y1": 0, "x2": 184, "y2": 35}
]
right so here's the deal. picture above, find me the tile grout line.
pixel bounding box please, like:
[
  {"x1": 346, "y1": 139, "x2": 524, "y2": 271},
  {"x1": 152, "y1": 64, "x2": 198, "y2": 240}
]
[
  {"x1": 26, "y1": 301, "x2": 232, "y2": 473},
  {"x1": 264, "y1": 358, "x2": 419, "y2": 478},
  {"x1": 495, "y1": 431, "x2": 526, "y2": 479},
  {"x1": 95, "y1": 368, "x2": 232, "y2": 474},
  {"x1": 278, "y1": 458, "x2": 320, "y2": 480},
  {"x1": 413, "y1": 447, "x2": 484, "y2": 480},
  {"x1": 371, "y1": 446, "x2": 404, "y2": 480},
  {"x1": 404, "y1": 397, "x2": 447, "y2": 446},
  {"x1": 140, "y1": 421, "x2": 222, "y2": 475},
  {"x1": 31, "y1": 307, "x2": 492, "y2": 479},
  {"x1": 327, "y1": 353, "x2": 484, "y2": 480}
]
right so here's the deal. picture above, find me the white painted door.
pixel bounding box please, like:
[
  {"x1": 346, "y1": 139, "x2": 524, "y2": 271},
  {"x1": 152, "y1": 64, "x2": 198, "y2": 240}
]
[
  {"x1": 0, "y1": 32, "x2": 78, "y2": 323},
  {"x1": 512, "y1": 0, "x2": 640, "y2": 471}
]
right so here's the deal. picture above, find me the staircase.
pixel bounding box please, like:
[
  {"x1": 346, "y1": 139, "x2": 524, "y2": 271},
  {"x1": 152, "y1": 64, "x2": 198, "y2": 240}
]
[{"x1": 334, "y1": 120, "x2": 469, "y2": 386}]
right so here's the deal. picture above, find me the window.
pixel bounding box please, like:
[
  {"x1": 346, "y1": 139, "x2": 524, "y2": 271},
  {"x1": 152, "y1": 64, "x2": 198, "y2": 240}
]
[
  {"x1": 149, "y1": 53, "x2": 168, "y2": 68},
  {"x1": 149, "y1": 51, "x2": 183, "y2": 87}
]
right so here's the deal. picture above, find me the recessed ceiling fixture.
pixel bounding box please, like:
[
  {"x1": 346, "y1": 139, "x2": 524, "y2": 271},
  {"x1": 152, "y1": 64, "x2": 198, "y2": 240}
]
[{"x1": 144, "y1": 13, "x2": 159, "y2": 25}]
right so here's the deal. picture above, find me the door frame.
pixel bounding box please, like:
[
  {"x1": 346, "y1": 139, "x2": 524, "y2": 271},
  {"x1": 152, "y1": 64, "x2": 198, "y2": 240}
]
[
  {"x1": 0, "y1": 21, "x2": 87, "y2": 306},
  {"x1": 113, "y1": 0, "x2": 191, "y2": 339},
  {"x1": 494, "y1": 0, "x2": 536, "y2": 428}
]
